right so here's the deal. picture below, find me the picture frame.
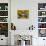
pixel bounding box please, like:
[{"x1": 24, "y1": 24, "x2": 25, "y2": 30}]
[{"x1": 17, "y1": 10, "x2": 29, "y2": 19}]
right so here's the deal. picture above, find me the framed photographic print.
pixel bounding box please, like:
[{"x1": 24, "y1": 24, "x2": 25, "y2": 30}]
[{"x1": 17, "y1": 10, "x2": 29, "y2": 19}]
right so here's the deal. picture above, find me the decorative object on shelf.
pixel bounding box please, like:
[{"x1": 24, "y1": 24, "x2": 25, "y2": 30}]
[
  {"x1": 0, "y1": 23, "x2": 8, "y2": 37},
  {"x1": 38, "y1": 23, "x2": 46, "y2": 28},
  {"x1": 42, "y1": 12, "x2": 45, "y2": 15},
  {"x1": 17, "y1": 10, "x2": 29, "y2": 19},
  {"x1": 42, "y1": 11, "x2": 46, "y2": 16},
  {"x1": 38, "y1": 11, "x2": 46, "y2": 16},
  {"x1": 39, "y1": 29, "x2": 46, "y2": 37},
  {"x1": 29, "y1": 25, "x2": 35, "y2": 30},
  {"x1": 5, "y1": 6, "x2": 8, "y2": 10},
  {"x1": 38, "y1": 17, "x2": 43, "y2": 22},
  {"x1": 0, "y1": 6, "x2": 1, "y2": 10},
  {"x1": 0, "y1": 23, "x2": 8, "y2": 30},
  {"x1": 0, "y1": 11, "x2": 8, "y2": 16},
  {"x1": 38, "y1": 17, "x2": 46, "y2": 22},
  {"x1": 0, "y1": 17, "x2": 8, "y2": 22},
  {"x1": 0, "y1": 3, "x2": 8, "y2": 10},
  {"x1": 40, "y1": 8, "x2": 44, "y2": 10},
  {"x1": 11, "y1": 23, "x2": 16, "y2": 30},
  {"x1": 38, "y1": 3, "x2": 46, "y2": 10}
]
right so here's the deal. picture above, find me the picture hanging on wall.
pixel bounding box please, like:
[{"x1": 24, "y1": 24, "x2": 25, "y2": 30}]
[{"x1": 17, "y1": 10, "x2": 29, "y2": 19}]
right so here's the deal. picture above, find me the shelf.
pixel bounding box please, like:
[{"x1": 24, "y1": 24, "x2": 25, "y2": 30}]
[
  {"x1": 38, "y1": 10, "x2": 46, "y2": 11},
  {"x1": 38, "y1": 22, "x2": 46, "y2": 23},
  {"x1": 0, "y1": 10, "x2": 8, "y2": 11},
  {"x1": 0, "y1": 22, "x2": 8, "y2": 23},
  {"x1": 38, "y1": 16, "x2": 46, "y2": 17},
  {"x1": 38, "y1": 28, "x2": 46, "y2": 29},
  {"x1": 0, "y1": 16, "x2": 8, "y2": 17}
]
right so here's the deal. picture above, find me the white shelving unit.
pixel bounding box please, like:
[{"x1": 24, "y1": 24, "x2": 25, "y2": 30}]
[
  {"x1": 38, "y1": 3, "x2": 46, "y2": 37},
  {"x1": 0, "y1": 2, "x2": 9, "y2": 45}
]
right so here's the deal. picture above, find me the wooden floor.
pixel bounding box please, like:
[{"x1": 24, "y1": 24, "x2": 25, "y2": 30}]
[{"x1": 0, "y1": 45, "x2": 8, "y2": 46}]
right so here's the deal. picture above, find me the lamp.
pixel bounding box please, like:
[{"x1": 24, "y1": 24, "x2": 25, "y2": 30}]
[{"x1": 19, "y1": 35, "x2": 32, "y2": 46}]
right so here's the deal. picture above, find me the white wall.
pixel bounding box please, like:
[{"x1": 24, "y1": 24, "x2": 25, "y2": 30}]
[
  {"x1": 11, "y1": 0, "x2": 38, "y2": 45},
  {"x1": 11, "y1": 0, "x2": 46, "y2": 46},
  {"x1": 11, "y1": 0, "x2": 38, "y2": 30}
]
